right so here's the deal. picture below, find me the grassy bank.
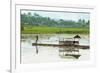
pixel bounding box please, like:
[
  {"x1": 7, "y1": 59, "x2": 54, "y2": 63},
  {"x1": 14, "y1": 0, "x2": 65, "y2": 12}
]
[{"x1": 21, "y1": 26, "x2": 89, "y2": 34}]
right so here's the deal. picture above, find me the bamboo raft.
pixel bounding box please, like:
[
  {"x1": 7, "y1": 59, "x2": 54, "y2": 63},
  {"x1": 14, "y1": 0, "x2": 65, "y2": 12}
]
[{"x1": 32, "y1": 43, "x2": 89, "y2": 49}]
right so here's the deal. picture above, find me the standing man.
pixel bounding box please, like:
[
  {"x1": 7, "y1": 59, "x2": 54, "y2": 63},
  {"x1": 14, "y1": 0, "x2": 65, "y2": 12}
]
[
  {"x1": 35, "y1": 35, "x2": 39, "y2": 54},
  {"x1": 36, "y1": 35, "x2": 38, "y2": 43}
]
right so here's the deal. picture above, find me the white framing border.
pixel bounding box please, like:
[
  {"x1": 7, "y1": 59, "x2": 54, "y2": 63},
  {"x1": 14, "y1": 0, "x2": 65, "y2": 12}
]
[{"x1": 11, "y1": 1, "x2": 96, "y2": 73}]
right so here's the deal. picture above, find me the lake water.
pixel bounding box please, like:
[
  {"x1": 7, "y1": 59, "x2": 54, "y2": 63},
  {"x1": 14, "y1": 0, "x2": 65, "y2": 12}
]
[{"x1": 21, "y1": 34, "x2": 90, "y2": 64}]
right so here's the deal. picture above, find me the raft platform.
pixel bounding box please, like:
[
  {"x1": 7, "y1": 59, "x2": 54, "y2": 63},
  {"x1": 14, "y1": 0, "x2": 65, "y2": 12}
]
[{"x1": 32, "y1": 43, "x2": 89, "y2": 49}]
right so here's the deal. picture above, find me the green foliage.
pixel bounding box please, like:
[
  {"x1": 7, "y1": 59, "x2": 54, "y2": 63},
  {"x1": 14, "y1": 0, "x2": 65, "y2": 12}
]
[
  {"x1": 21, "y1": 12, "x2": 89, "y2": 34},
  {"x1": 21, "y1": 12, "x2": 90, "y2": 28},
  {"x1": 21, "y1": 25, "x2": 24, "y2": 31}
]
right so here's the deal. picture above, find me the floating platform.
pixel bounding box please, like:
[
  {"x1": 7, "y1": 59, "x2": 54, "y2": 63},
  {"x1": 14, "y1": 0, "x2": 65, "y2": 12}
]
[{"x1": 32, "y1": 43, "x2": 89, "y2": 49}]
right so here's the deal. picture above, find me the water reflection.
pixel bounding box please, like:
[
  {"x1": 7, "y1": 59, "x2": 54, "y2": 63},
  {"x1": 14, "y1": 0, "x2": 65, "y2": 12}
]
[{"x1": 21, "y1": 34, "x2": 90, "y2": 63}]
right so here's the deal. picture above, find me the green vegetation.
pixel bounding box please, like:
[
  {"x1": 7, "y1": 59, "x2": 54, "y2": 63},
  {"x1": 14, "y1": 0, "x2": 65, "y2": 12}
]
[
  {"x1": 21, "y1": 12, "x2": 90, "y2": 28},
  {"x1": 21, "y1": 12, "x2": 90, "y2": 34},
  {"x1": 21, "y1": 26, "x2": 89, "y2": 34}
]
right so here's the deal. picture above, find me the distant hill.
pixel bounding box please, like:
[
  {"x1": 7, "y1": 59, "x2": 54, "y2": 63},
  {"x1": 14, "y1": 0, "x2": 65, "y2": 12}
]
[{"x1": 21, "y1": 12, "x2": 89, "y2": 28}]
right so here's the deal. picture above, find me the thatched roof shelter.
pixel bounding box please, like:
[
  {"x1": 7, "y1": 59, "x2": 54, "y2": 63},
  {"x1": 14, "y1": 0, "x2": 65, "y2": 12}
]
[{"x1": 73, "y1": 35, "x2": 81, "y2": 39}]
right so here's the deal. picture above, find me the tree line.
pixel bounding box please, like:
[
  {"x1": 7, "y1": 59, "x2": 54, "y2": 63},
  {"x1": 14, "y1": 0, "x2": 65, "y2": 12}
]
[{"x1": 21, "y1": 12, "x2": 90, "y2": 28}]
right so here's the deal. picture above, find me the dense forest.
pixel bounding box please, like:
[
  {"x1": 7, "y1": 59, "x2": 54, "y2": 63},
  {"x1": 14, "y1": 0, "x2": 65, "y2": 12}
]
[{"x1": 21, "y1": 12, "x2": 90, "y2": 28}]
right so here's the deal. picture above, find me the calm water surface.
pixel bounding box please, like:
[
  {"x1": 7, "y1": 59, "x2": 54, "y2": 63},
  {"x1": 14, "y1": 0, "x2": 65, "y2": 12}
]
[{"x1": 21, "y1": 34, "x2": 90, "y2": 64}]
